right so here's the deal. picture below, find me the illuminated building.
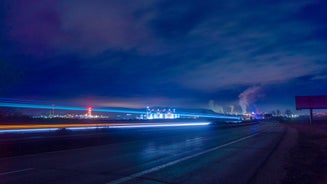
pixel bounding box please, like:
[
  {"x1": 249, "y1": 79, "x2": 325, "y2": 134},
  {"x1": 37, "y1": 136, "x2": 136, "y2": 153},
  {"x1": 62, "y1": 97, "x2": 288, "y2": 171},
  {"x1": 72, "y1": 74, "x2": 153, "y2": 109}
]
[{"x1": 145, "y1": 106, "x2": 180, "y2": 120}]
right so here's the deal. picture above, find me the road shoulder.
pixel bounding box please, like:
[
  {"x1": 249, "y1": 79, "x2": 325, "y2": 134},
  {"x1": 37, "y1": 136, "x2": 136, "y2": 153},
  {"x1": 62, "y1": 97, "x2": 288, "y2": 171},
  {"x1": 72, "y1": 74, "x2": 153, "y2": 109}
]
[{"x1": 252, "y1": 124, "x2": 298, "y2": 184}]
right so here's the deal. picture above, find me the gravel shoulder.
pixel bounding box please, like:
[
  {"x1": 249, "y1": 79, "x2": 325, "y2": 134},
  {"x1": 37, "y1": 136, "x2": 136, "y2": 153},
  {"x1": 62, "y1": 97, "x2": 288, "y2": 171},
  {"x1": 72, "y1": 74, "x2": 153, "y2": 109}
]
[{"x1": 253, "y1": 122, "x2": 327, "y2": 184}]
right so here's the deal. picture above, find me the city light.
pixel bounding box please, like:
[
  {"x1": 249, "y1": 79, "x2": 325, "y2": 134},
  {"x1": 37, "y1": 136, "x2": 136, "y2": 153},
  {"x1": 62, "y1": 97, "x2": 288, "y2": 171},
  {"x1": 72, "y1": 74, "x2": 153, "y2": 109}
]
[{"x1": 145, "y1": 107, "x2": 180, "y2": 120}]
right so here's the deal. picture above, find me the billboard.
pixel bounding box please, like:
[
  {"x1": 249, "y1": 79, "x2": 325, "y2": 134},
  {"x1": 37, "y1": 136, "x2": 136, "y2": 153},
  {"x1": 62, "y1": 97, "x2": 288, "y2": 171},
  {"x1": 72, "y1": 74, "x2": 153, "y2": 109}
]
[{"x1": 295, "y1": 96, "x2": 327, "y2": 110}]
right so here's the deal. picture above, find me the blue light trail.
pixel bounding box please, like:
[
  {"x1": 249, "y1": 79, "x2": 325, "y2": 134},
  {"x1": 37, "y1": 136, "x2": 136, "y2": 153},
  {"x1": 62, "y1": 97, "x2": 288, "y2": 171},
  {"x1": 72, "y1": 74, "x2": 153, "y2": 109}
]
[
  {"x1": 0, "y1": 102, "x2": 144, "y2": 114},
  {"x1": 0, "y1": 128, "x2": 60, "y2": 134},
  {"x1": 108, "y1": 122, "x2": 211, "y2": 128},
  {"x1": 0, "y1": 102, "x2": 241, "y2": 120}
]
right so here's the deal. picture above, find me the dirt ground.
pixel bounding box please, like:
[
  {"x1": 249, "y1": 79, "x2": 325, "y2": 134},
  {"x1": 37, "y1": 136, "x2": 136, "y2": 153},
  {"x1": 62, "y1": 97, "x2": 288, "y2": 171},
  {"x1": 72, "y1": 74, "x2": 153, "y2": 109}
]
[{"x1": 283, "y1": 123, "x2": 327, "y2": 184}]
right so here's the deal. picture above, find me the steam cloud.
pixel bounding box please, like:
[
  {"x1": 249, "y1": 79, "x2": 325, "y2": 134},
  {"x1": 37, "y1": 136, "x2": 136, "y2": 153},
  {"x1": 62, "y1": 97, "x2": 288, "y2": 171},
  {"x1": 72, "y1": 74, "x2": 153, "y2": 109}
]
[
  {"x1": 229, "y1": 105, "x2": 234, "y2": 114},
  {"x1": 238, "y1": 86, "x2": 261, "y2": 114},
  {"x1": 208, "y1": 100, "x2": 224, "y2": 114}
]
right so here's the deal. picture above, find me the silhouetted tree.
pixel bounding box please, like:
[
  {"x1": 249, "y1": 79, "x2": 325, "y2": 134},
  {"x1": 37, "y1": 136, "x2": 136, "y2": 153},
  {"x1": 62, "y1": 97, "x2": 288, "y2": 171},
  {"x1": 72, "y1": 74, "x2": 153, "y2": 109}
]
[
  {"x1": 285, "y1": 109, "x2": 292, "y2": 117},
  {"x1": 276, "y1": 109, "x2": 281, "y2": 116}
]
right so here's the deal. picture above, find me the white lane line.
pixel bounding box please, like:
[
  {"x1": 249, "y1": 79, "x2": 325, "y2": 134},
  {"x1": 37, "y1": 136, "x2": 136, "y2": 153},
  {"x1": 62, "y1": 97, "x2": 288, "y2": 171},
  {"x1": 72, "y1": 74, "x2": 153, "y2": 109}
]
[
  {"x1": 107, "y1": 133, "x2": 259, "y2": 184},
  {"x1": 0, "y1": 168, "x2": 34, "y2": 176}
]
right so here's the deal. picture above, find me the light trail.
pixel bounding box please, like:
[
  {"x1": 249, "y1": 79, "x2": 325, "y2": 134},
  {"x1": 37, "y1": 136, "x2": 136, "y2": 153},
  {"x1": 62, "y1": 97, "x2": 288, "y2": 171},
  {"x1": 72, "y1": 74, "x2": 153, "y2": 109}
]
[
  {"x1": 0, "y1": 168, "x2": 35, "y2": 176},
  {"x1": 107, "y1": 122, "x2": 210, "y2": 128},
  {"x1": 0, "y1": 102, "x2": 241, "y2": 120},
  {"x1": 0, "y1": 102, "x2": 144, "y2": 114},
  {"x1": 0, "y1": 122, "x2": 210, "y2": 133},
  {"x1": 178, "y1": 113, "x2": 240, "y2": 120},
  {"x1": 0, "y1": 128, "x2": 60, "y2": 133}
]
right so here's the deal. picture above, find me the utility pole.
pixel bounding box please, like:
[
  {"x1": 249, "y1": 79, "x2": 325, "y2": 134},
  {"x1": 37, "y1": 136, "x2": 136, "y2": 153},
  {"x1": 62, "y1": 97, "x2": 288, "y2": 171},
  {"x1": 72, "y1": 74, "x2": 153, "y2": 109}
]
[{"x1": 309, "y1": 108, "x2": 313, "y2": 124}]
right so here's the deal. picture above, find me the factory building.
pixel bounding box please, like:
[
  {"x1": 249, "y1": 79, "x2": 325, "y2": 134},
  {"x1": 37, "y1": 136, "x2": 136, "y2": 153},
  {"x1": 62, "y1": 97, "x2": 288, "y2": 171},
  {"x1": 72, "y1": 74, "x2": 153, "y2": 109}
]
[{"x1": 145, "y1": 107, "x2": 180, "y2": 120}]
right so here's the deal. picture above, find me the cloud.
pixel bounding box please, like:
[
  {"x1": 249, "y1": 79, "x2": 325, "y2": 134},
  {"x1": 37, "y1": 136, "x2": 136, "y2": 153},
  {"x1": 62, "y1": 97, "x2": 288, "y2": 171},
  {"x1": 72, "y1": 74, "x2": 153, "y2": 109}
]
[
  {"x1": 148, "y1": 0, "x2": 220, "y2": 39},
  {"x1": 3, "y1": 0, "x2": 162, "y2": 54},
  {"x1": 3, "y1": 0, "x2": 325, "y2": 57},
  {"x1": 172, "y1": 0, "x2": 327, "y2": 91},
  {"x1": 311, "y1": 75, "x2": 327, "y2": 80},
  {"x1": 55, "y1": 0, "x2": 160, "y2": 53},
  {"x1": 1, "y1": 0, "x2": 327, "y2": 110},
  {"x1": 2, "y1": 0, "x2": 60, "y2": 55},
  {"x1": 178, "y1": 54, "x2": 324, "y2": 91}
]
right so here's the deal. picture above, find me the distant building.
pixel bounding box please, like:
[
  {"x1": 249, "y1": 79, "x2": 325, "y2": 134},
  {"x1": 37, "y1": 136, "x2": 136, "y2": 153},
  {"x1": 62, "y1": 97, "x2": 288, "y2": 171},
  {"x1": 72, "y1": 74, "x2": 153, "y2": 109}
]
[{"x1": 145, "y1": 107, "x2": 180, "y2": 120}]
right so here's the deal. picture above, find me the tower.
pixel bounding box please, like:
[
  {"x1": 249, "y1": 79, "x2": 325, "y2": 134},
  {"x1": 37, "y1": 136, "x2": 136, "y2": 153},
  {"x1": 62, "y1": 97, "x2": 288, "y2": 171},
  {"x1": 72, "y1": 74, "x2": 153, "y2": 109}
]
[
  {"x1": 87, "y1": 106, "x2": 92, "y2": 117},
  {"x1": 50, "y1": 104, "x2": 55, "y2": 117}
]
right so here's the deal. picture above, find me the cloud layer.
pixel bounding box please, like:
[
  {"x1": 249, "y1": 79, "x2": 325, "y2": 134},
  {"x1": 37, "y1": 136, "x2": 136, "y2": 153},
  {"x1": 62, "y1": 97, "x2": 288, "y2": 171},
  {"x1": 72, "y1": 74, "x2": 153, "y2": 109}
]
[{"x1": 1, "y1": 0, "x2": 327, "y2": 111}]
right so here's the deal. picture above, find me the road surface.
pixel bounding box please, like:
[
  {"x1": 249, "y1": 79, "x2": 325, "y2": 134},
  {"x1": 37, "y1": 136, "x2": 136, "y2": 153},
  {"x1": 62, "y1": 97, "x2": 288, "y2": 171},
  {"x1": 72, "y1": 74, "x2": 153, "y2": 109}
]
[{"x1": 0, "y1": 122, "x2": 284, "y2": 184}]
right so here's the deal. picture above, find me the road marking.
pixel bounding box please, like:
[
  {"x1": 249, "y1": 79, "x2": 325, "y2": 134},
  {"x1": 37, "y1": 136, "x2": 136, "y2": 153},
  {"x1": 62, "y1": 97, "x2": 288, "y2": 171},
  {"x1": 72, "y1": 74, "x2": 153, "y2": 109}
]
[
  {"x1": 0, "y1": 168, "x2": 34, "y2": 176},
  {"x1": 107, "y1": 133, "x2": 259, "y2": 184}
]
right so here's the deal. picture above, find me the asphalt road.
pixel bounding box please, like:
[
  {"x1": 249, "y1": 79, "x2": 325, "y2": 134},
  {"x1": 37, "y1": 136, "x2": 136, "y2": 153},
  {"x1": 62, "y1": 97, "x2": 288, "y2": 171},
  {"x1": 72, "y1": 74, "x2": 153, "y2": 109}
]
[{"x1": 0, "y1": 122, "x2": 285, "y2": 184}]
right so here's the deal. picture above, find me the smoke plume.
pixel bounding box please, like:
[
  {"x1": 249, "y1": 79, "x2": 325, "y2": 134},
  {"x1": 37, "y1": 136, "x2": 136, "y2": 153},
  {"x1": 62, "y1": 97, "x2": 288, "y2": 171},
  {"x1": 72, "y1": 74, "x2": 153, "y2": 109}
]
[
  {"x1": 238, "y1": 86, "x2": 261, "y2": 114},
  {"x1": 229, "y1": 105, "x2": 234, "y2": 114},
  {"x1": 208, "y1": 100, "x2": 224, "y2": 114}
]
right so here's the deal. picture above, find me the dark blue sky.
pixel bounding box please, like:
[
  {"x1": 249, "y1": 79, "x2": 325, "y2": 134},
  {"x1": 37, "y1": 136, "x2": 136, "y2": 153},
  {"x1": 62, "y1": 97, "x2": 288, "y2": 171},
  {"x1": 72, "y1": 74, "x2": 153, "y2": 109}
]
[{"x1": 0, "y1": 0, "x2": 327, "y2": 113}]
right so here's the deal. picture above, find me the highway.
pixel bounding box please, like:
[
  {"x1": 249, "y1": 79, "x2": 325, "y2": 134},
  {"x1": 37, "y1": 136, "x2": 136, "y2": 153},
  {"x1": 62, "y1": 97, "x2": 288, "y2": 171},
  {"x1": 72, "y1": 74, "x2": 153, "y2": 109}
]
[{"x1": 0, "y1": 122, "x2": 285, "y2": 184}]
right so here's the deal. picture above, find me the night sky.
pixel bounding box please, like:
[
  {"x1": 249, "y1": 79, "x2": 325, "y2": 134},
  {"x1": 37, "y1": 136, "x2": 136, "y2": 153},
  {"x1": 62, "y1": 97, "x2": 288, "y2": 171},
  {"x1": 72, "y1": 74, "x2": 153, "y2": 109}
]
[{"x1": 0, "y1": 0, "x2": 327, "y2": 113}]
